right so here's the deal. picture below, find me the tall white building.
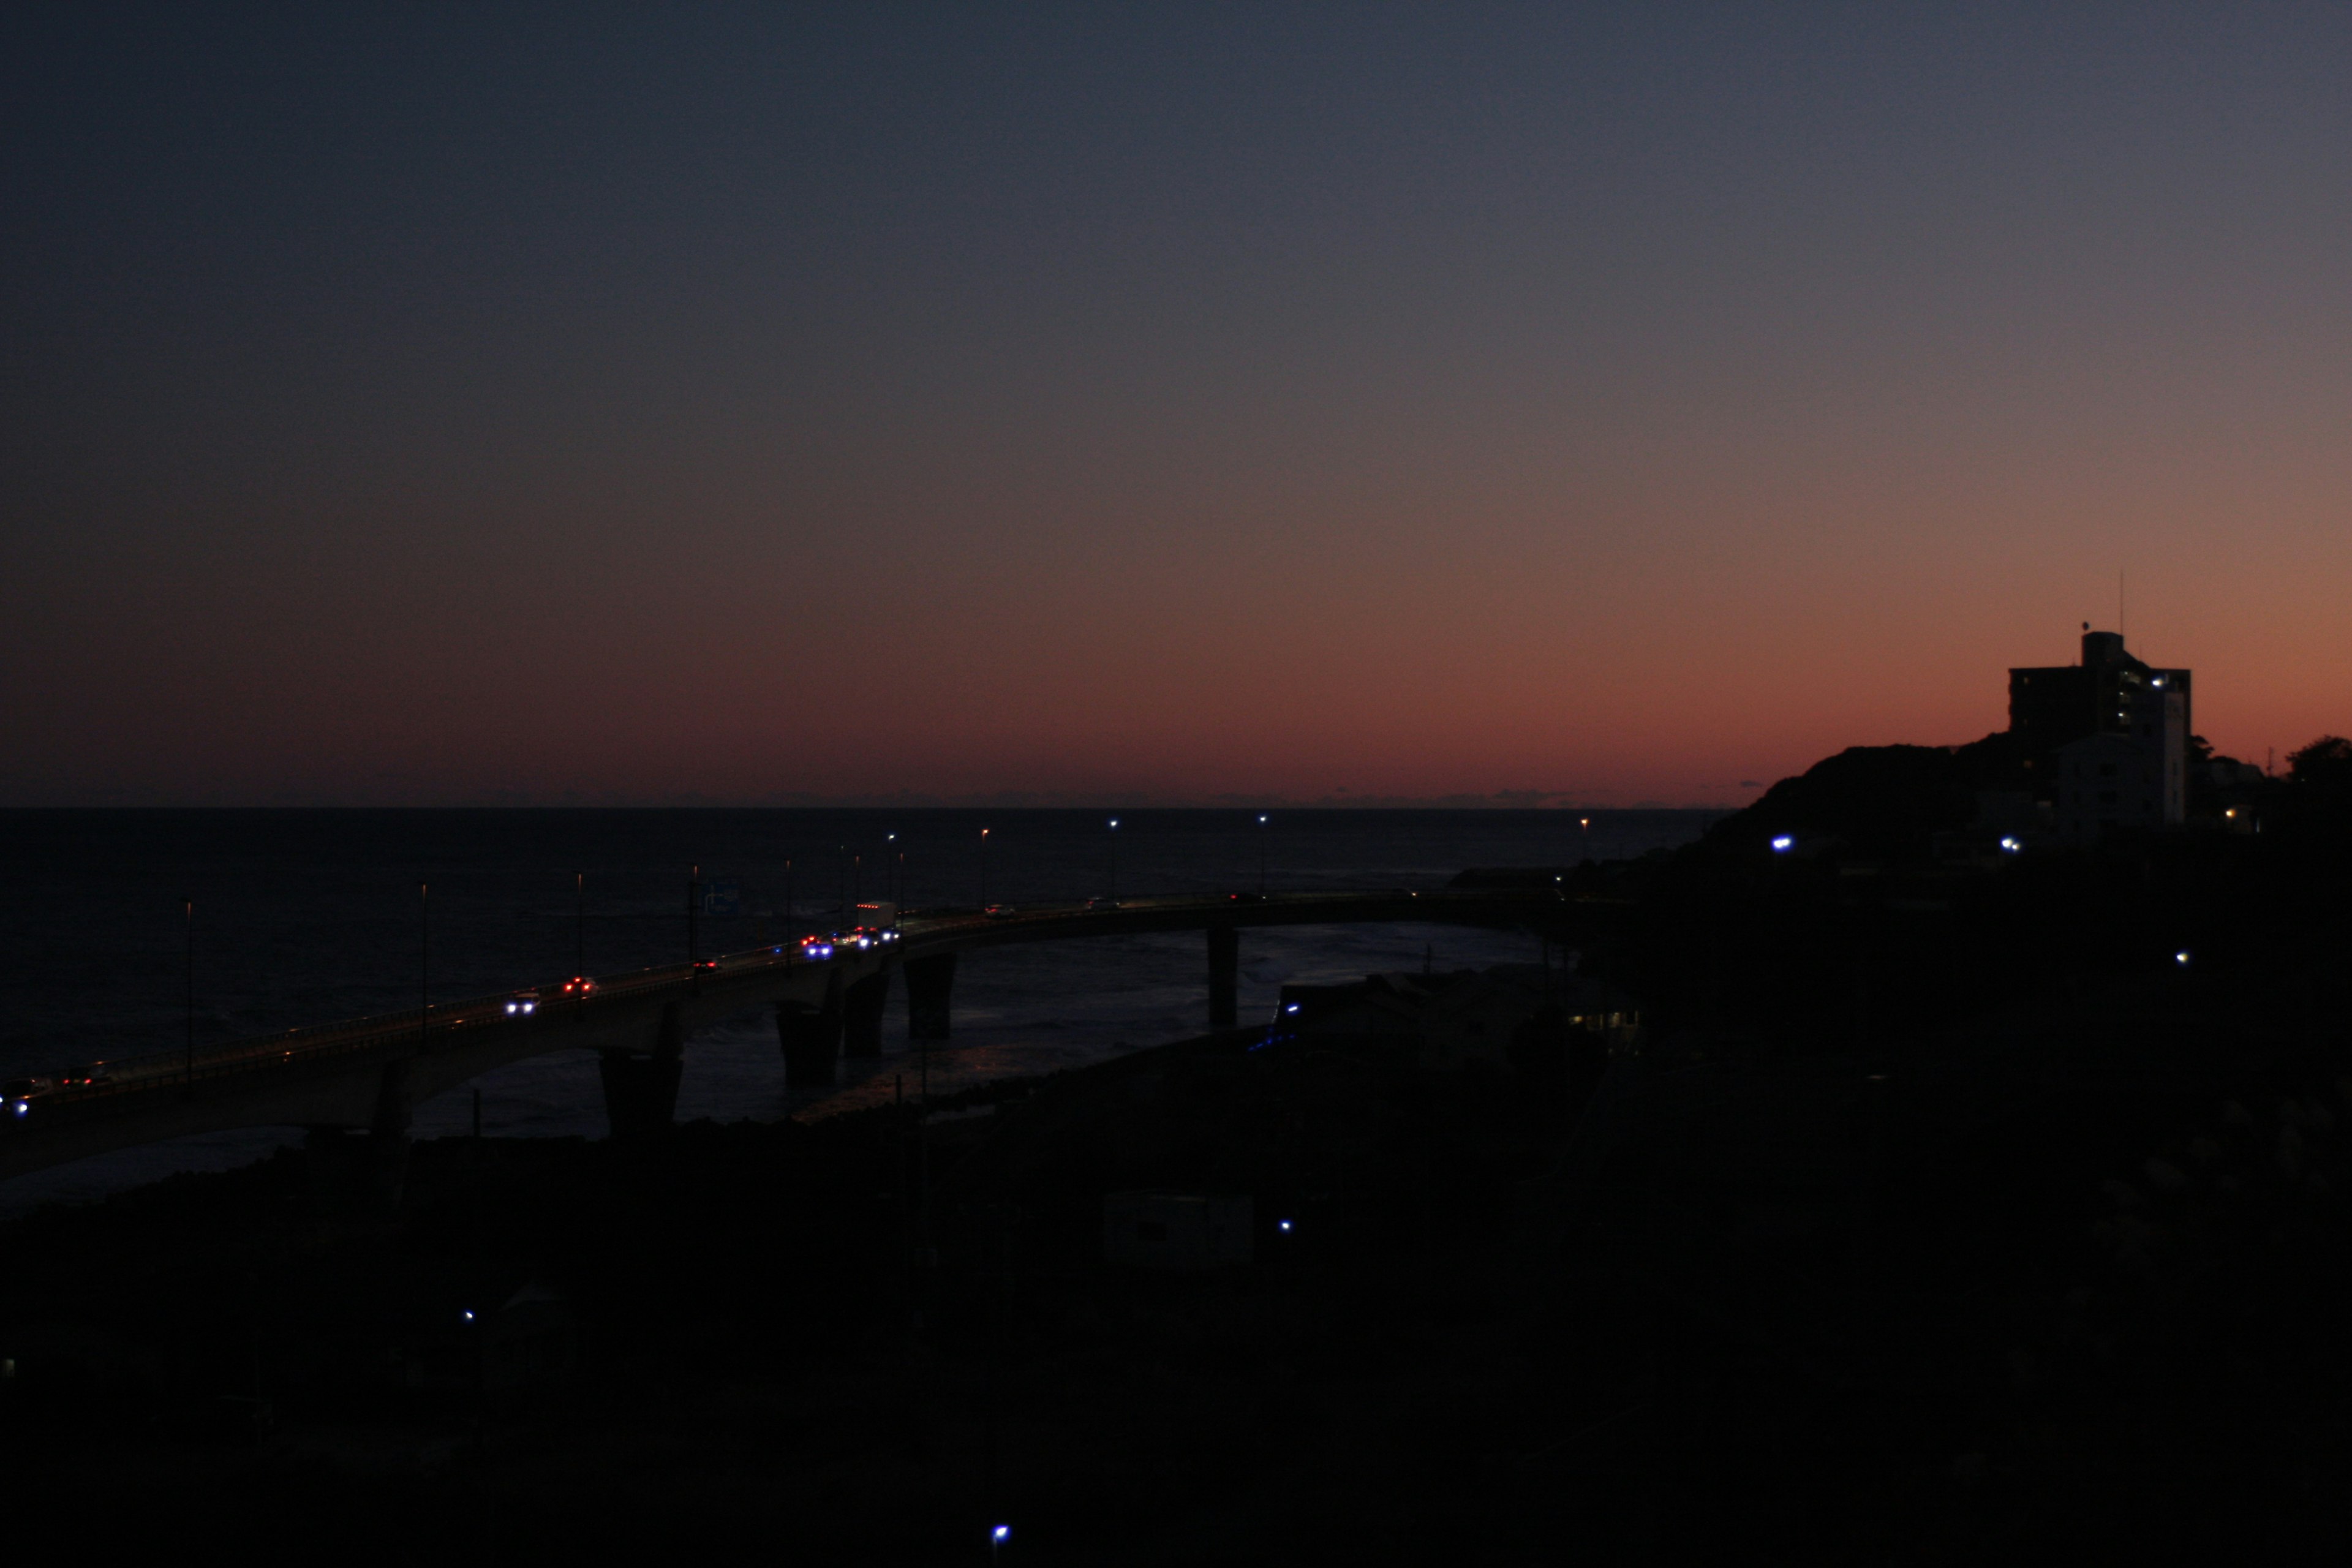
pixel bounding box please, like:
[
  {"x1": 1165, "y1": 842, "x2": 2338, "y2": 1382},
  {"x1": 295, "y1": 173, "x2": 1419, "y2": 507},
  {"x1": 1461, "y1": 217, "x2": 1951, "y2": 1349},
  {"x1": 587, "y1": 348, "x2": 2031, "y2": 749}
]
[{"x1": 2013, "y1": 628, "x2": 2188, "y2": 841}]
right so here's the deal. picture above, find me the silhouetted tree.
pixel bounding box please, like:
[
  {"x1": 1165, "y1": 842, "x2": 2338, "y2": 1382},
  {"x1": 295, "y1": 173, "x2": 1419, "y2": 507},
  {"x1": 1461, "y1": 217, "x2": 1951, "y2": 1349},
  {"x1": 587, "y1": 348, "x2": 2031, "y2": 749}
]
[
  {"x1": 2275, "y1": 736, "x2": 2352, "y2": 844},
  {"x1": 2288, "y1": 736, "x2": 2352, "y2": 788}
]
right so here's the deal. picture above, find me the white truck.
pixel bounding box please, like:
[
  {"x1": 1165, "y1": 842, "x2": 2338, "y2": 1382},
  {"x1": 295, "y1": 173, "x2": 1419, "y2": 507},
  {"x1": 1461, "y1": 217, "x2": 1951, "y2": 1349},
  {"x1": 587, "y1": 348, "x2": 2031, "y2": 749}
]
[{"x1": 848, "y1": 902, "x2": 900, "y2": 946}]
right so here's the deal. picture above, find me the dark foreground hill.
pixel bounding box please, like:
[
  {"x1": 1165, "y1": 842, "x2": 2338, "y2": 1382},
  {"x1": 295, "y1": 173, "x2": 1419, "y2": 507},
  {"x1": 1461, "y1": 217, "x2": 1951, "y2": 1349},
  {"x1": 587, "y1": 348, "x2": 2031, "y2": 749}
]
[
  {"x1": 1699, "y1": 733, "x2": 2027, "y2": 859},
  {"x1": 7, "y1": 881, "x2": 2352, "y2": 1562}
]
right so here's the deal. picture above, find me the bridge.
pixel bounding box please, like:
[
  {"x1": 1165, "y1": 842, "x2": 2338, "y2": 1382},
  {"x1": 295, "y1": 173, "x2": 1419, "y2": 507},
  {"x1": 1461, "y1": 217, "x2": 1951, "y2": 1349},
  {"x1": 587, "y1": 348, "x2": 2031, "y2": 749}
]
[{"x1": 0, "y1": 886, "x2": 1593, "y2": 1192}]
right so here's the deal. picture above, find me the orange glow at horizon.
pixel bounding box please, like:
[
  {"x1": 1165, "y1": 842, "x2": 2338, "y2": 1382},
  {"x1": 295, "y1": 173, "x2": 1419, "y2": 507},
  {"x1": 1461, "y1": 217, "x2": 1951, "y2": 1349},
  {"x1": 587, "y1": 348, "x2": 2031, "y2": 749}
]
[{"x1": 4, "y1": 11, "x2": 2347, "y2": 806}]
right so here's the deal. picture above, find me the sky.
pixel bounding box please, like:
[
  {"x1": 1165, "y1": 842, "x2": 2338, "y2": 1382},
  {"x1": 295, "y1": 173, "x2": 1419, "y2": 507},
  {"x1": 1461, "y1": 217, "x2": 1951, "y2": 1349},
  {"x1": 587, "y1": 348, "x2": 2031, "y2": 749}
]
[{"x1": 4, "y1": 3, "x2": 2348, "y2": 807}]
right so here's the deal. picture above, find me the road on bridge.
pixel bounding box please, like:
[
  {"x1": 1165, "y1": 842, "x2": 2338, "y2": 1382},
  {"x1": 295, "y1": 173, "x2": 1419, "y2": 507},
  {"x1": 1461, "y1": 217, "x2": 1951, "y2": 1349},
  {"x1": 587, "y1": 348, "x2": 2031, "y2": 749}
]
[{"x1": 1, "y1": 886, "x2": 1599, "y2": 1182}]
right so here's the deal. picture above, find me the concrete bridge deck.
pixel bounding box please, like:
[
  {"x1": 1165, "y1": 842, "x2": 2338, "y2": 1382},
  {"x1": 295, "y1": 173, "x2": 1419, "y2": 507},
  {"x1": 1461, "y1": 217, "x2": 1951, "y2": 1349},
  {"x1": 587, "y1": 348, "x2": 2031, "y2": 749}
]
[{"x1": 0, "y1": 886, "x2": 1594, "y2": 1185}]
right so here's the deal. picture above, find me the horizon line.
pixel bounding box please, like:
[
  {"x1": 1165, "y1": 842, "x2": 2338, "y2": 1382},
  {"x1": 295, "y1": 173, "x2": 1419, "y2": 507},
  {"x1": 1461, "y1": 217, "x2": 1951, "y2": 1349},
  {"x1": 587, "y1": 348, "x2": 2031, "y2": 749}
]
[{"x1": 0, "y1": 794, "x2": 1744, "y2": 813}]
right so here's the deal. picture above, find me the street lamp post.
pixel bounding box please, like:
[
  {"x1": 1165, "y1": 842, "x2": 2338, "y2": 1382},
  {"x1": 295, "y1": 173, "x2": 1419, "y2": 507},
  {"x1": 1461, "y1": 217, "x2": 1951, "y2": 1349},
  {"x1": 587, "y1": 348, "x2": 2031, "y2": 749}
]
[
  {"x1": 1257, "y1": 813, "x2": 1269, "y2": 895},
  {"x1": 688, "y1": 865, "x2": 700, "y2": 967},
  {"x1": 979, "y1": 827, "x2": 990, "y2": 908},
  {"x1": 782, "y1": 859, "x2": 794, "y2": 938},
  {"x1": 184, "y1": 899, "x2": 194, "y2": 1084},
  {"x1": 420, "y1": 883, "x2": 431, "y2": 1052},
  {"x1": 1107, "y1": 818, "x2": 1120, "y2": 902},
  {"x1": 575, "y1": 871, "x2": 585, "y2": 978}
]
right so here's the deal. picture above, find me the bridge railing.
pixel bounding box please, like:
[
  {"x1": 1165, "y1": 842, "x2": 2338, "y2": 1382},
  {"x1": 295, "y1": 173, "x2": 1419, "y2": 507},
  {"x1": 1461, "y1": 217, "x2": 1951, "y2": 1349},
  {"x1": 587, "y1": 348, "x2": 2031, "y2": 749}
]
[
  {"x1": 13, "y1": 887, "x2": 1574, "y2": 1115},
  {"x1": 12, "y1": 943, "x2": 821, "y2": 1113}
]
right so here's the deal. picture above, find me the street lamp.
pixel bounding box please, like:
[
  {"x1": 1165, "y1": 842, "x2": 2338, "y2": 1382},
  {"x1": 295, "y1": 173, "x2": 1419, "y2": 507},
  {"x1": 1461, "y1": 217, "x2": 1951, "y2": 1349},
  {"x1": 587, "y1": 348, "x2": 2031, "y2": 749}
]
[
  {"x1": 575, "y1": 871, "x2": 585, "y2": 979},
  {"x1": 420, "y1": 883, "x2": 431, "y2": 1052},
  {"x1": 1579, "y1": 816, "x2": 1591, "y2": 864},
  {"x1": 1107, "y1": 818, "x2": 1120, "y2": 902},
  {"x1": 184, "y1": 899, "x2": 194, "y2": 1084},
  {"x1": 688, "y1": 865, "x2": 700, "y2": 966},
  {"x1": 1256, "y1": 813, "x2": 1269, "y2": 895},
  {"x1": 979, "y1": 827, "x2": 990, "y2": 908}
]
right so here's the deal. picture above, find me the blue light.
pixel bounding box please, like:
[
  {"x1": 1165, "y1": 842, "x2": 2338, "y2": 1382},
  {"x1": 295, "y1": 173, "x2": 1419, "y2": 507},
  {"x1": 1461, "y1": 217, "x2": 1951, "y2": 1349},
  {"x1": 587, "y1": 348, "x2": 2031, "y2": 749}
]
[
  {"x1": 1770, "y1": 835, "x2": 1795, "y2": 853},
  {"x1": 992, "y1": 1525, "x2": 1011, "y2": 1544},
  {"x1": 462, "y1": 1310, "x2": 475, "y2": 1322},
  {"x1": 1283, "y1": 1003, "x2": 1300, "y2": 1014},
  {"x1": 1278, "y1": 1219, "x2": 1294, "y2": 1233}
]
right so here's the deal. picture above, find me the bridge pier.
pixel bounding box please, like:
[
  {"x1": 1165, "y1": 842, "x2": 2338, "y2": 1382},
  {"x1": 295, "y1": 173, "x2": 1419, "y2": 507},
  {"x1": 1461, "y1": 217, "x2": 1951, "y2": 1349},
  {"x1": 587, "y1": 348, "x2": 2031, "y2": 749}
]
[
  {"x1": 778, "y1": 970, "x2": 844, "y2": 1087},
  {"x1": 369, "y1": 1058, "x2": 414, "y2": 1204},
  {"x1": 905, "y1": 953, "x2": 956, "y2": 1041},
  {"x1": 1208, "y1": 923, "x2": 1239, "y2": 1031},
  {"x1": 598, "y1": 1000, "x2": 684, "y2": 1139},
  {"x1": 843, "y1": 971, "x2": 892, "y2": 1057},
  {"x1": 301, "y1": 1058, "x2": 417, "y2": 1209}
]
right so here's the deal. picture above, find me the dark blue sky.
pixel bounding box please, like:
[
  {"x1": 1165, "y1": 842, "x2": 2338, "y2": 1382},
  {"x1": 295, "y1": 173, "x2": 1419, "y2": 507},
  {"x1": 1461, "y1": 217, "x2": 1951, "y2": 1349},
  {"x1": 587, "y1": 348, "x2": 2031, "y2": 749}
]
[{"x1": 6, "y1": 6, "x2": 2348, "y2": 804}]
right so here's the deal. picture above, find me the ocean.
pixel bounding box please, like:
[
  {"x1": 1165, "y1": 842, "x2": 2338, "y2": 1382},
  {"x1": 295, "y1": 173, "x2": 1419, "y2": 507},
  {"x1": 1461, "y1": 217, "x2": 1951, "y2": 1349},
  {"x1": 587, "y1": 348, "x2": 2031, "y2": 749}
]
[{"x1": 0, "y1": 808, "x2": 1715, "y2": 1213}]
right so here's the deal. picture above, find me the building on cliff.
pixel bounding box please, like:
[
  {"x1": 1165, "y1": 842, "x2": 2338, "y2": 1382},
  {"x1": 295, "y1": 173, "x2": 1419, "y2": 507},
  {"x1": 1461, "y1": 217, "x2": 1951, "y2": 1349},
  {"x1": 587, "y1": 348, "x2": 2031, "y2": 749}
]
[{"x1": 2009, "y1": 628, "x2": 2188, "y2": 839}]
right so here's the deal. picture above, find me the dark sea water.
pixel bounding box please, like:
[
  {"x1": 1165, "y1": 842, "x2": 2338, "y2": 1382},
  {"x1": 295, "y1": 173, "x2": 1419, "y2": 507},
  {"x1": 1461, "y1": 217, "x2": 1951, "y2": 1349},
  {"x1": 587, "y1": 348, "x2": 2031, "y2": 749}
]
[{"x1": 0, "y1": 809, "x2": 1714, "y2": 1212}]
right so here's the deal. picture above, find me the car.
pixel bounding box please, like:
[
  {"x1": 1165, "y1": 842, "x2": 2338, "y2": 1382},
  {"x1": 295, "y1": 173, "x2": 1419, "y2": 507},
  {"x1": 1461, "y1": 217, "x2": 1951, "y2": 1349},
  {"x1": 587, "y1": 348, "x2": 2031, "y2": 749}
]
[
  {"x1": 560, "y1": 975, "x2": 596, "y2": 998},
  {"x1": 983, "y1": 904, "x2": 1019, "y2": 919},
  {"x1": 1084, "y1": 897, "x2": 1122, "y2": 911},
  {"x1": 56, "y1": 1066, "x2": 111, "y2": 1088},
  {"x1": 692, "y1": 959, "x2": 720, "y2": 974},
  {"x1": 1226, "y1": 892, "x2": 1264, "y2": 903},
  {"x1": 503, "y1": 990, "x2": 539, "y2": 1016},
  {"x1": 798, "y1": 934, "x2": 835, "y2": 960}
]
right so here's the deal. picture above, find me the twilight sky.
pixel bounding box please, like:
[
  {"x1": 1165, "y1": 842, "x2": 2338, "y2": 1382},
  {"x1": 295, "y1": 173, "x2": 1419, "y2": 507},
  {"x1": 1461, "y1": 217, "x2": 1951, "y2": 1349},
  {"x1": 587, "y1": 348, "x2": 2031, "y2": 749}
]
[{"x1": 4, "y1": 4, "x2": 2348, "y2": 806}]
